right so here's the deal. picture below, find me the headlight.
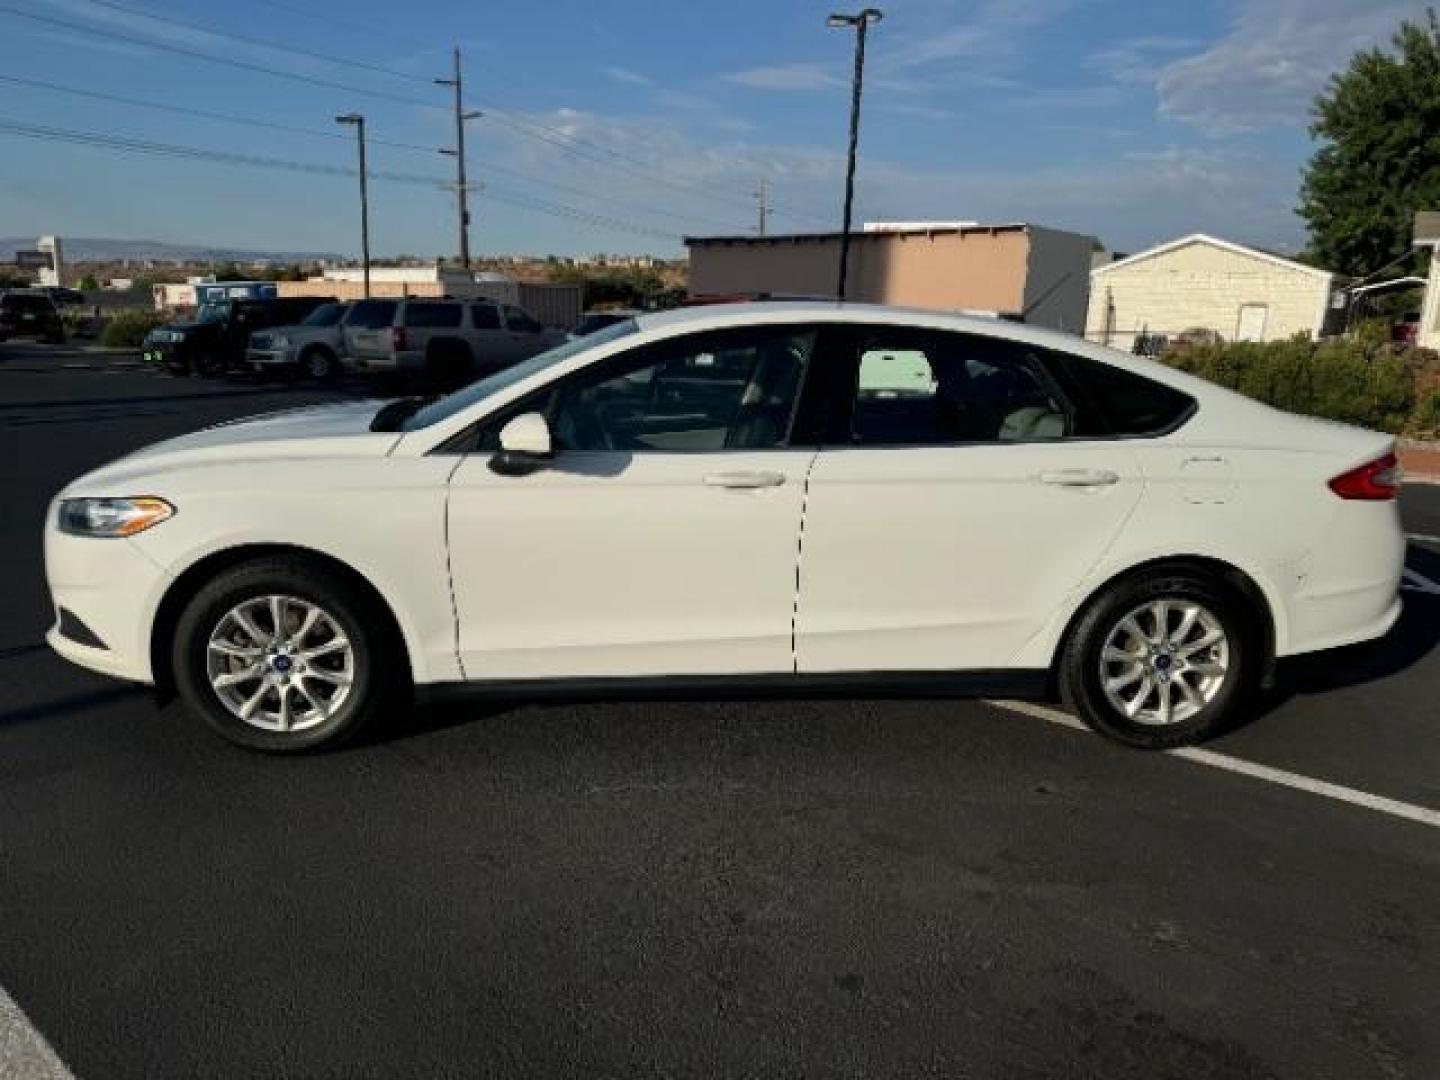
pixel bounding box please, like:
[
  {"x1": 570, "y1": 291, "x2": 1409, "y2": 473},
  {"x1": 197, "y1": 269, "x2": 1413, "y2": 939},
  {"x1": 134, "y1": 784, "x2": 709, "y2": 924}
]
[{"x1": 58, "y1": 497, "x2": 175, "y2": 538}]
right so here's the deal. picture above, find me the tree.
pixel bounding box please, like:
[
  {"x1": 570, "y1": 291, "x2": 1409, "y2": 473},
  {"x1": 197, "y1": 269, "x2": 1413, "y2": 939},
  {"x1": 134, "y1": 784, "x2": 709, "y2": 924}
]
[
  {"x1": 77, "y1": 274, "x2": 100, "y2": 291},
  {"x1": 1299, "y1": 9, "x2": 1440, "y2": 276}
]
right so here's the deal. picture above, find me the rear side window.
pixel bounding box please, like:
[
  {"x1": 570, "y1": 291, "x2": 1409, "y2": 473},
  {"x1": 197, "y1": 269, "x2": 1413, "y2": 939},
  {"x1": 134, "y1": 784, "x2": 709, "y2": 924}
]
[
  {"x1": 848, "y1": 329, "x2": 1072, "y2": 445},
  {"x1": 347, "y1": 300, "x2": 398, "y2": 329},
  {"x1": 1058, "y1": 354, "x2": 1196, "y2": 436},
  {"x1": 471, "y1": 304, "x2": 501, "y2": 330},
  {"x1": 404, "y1": 302, "x2": 463, "y2": 329}
]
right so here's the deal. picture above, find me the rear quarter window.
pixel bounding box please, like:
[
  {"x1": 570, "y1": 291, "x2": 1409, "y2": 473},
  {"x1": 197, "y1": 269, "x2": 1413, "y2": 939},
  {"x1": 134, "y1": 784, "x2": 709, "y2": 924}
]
[
  {"x1": 1058, "y1": 354, "x2": 1196, "y2": 436},
  {"x1": 404, "y1": 303, "x2": 464, "y2": 329},
  {"x1": 348, "y1": 301, "x2": 398, "y2": 329}
]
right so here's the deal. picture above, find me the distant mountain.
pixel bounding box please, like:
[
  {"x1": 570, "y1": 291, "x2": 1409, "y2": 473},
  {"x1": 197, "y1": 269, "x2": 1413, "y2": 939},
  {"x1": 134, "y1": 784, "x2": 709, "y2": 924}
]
[{"x1": 0, "y1": 237, "x2": 341, "y2": 263}]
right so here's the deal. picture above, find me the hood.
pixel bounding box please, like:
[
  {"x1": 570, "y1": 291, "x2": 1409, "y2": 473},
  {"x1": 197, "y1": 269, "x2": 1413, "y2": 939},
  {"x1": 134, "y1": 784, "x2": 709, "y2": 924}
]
[
  {"x1": 161, "y1": 320, "x2": 215, "y2": 335},
  {"x1": 64, "y1": 400, "x2": 400, "y2": 494}
]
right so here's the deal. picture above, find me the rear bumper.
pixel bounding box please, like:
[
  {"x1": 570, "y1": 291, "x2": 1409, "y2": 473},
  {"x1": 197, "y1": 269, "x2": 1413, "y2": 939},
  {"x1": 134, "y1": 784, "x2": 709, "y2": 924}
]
[{"x1": 1278, "y1": 502, "x2": 1407, "y2": 656}]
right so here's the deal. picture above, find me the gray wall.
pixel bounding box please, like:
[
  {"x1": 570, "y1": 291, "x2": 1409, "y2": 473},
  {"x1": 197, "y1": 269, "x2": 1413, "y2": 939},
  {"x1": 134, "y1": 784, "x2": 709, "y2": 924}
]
[{"x1": 1022, "y1": 226, "x2": 1098, "y2": 335}]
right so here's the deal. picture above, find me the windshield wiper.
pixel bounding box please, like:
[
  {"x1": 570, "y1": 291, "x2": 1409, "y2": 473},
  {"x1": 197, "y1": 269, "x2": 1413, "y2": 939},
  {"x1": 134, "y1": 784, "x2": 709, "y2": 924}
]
[{"x1": 370, "y1": 396, "x2": 431, "y2": 432}]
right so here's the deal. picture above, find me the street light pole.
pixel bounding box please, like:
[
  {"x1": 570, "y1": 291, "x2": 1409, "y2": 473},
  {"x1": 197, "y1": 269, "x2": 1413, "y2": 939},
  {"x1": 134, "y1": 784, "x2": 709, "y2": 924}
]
[
  {"x1": 437, "y1": 47, "x2": 482, "y2": 270},
  {"x1": 335, "y1": 113, "x2": 370, "y2": 298},
  {"x1": 827, "y1": 8, "x2": 882, "y2": 301}
]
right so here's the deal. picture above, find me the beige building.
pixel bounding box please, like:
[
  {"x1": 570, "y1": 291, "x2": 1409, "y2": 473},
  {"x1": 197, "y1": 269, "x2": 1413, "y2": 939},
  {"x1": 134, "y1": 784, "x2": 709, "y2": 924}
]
[
  {"x1": 685, "y1": 222, "x2": 1098, "y2": 333},
  {"x1": 1087, "y1": 234, "x2": 1336, "y2": 349}
]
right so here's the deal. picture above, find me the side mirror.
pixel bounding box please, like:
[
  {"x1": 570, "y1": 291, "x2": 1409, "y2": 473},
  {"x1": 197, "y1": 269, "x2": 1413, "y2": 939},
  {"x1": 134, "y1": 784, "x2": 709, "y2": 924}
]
[{"x1": 489, "y1": 412, "x2": 553, "y2": 475}]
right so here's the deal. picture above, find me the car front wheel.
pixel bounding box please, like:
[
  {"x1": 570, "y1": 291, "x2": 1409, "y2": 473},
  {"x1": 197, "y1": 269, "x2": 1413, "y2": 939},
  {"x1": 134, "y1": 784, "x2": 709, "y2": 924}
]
[
  {"x1": 172, "y1": 557, "x2": 403, "y2": 751},
  {"x1": 1059, "y1": 569, "x2": 1256, "y2": 749},
  {"x1": 301, "y1": 346, "x2": 339, "y2": 381}
]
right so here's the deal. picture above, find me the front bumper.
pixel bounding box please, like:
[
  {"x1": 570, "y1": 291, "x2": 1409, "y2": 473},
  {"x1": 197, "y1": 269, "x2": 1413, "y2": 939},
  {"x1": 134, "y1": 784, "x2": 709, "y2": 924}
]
[
  {"x1": 246, "y1": 346, "x2": 296, "y2": 370},
  {"x1": 44, "y1": 518, "x2": 171, "y2": 684}
]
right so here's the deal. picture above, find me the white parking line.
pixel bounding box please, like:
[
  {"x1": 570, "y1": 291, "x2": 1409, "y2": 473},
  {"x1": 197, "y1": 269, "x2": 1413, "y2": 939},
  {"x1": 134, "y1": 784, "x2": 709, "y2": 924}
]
[
  {"x1": 1401, "y1": 568, "x2": 1440, "y2": 594},
  {"x1": 0, "y1": 983, "x2": 73, "y2": 1079},
  {"x1": 988, "y1": 699, "x2": 1440, "y2": 830},
  {"x1": 1407, "y1": 532, "x2": 1440, "y2": 548}
]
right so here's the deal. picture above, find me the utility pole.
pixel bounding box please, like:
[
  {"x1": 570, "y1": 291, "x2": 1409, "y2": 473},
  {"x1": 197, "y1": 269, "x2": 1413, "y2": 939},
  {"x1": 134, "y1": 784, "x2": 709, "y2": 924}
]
[
  {"x1": 755, "y1": 178, "x2": 769, "y2": 237},
  {"x1": 436, "y1": 47, "x2": 482, "y2": 269},
  {"x1": 827, "y1": 8, "x2": 883, "y2": 300},
  {"x1": 334, "y1": 113, "x2": 370, "y2": 298}
]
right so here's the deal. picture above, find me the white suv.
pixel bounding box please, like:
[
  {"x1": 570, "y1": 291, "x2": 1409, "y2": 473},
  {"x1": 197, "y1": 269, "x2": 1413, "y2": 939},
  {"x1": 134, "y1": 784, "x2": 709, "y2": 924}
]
[{"x1": 342, "y1": 298, "x2": 563, "y2": 385}]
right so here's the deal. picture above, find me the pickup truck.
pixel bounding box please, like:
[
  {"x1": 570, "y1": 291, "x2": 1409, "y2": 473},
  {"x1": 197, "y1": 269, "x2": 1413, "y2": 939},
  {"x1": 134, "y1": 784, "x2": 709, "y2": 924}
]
[
  {"x1": 144, "y1": 295, "x2": 335, "y2": 376},
  {"x1": 341, "y1": 298, "x2": 565, "y2": 387}
]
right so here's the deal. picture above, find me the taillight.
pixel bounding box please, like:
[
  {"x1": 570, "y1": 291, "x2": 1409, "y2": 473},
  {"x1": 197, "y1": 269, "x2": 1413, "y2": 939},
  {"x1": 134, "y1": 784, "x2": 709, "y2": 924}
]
[
  {"x1": 390, "y1": 326, "x2": 407, "y2": 351},
  {"x1": 1328, "y1": 452, "x2": 1401, "y2": 500}
]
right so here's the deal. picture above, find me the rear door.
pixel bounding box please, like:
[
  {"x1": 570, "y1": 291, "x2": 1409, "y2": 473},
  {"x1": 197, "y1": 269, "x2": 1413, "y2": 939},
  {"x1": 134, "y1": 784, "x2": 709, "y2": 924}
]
[
  {"x1": 795, "y1": 326, "x2": 1145, "y2": 673},
  {"x1": 401, "y1": 301, "x2": 464, "y2": 364},
  {"x1": 468, "y1": 302, "x2": 515, "y2": 370}
]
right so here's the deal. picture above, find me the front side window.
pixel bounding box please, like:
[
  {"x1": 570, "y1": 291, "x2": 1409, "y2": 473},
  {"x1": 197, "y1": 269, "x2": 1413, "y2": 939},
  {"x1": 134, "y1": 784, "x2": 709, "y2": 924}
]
[
  {"x1": 347, "y1": 300, "x2": 398, "y2": 329},
  {"x1": 849, "y1": 329, "x2": 1070, "y2": 445},
  {"x1": 539, "y1": 327, "x2": 818, "y2": 453},
  {"x1": 403, "y1": 302, "x2": 463, "y2": 329},
  {"x1": 302, "y1": 303, "x2": 344, "y2": 327},
  {"x1": 471, "y1": 304, "x2": 501, "y2": 330}
]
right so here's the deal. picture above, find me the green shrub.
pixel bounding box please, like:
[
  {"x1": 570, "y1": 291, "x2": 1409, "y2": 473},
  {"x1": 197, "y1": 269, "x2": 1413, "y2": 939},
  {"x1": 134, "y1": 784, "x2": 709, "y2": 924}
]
[
  {"x1": 1160, "y1": 336, "x2": 1440, "y2": 436},
  {"x1": 100, "y1": 310, "x2": 169, "y2": 348}
]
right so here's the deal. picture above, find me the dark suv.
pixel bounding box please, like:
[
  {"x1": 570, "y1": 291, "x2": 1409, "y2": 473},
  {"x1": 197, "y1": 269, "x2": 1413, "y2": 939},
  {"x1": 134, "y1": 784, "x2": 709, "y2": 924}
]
[
  {"x1": 143, "y1": 296, "x2": 335, "y2": 376},
  {"x1": 0, "y1": 291, "x2": 65, "y2": 344}
]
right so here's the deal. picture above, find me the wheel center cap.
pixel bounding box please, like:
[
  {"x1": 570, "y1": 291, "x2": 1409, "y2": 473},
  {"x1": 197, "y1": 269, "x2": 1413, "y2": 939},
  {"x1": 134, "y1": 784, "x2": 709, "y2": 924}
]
[
  {"x1": 271, "y1": 654, "x2": 294, "y2": 673},
  {"x1": 1154, "y1": 654, "x2": 1172, "y2": 671}
]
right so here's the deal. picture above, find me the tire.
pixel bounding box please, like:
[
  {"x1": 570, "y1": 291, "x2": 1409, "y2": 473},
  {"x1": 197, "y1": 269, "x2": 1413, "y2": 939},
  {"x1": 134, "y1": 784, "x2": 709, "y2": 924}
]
[
  {"x1": 1058, "y1": 568, "x2": 1257, "y2": 749},
  {"x1": 171, "y1": 556, "x2": 407, "y2": 752},
  {"x1": 193, "y1": 350, "x2": 225, "y2": 378},
  {"x1": 300, "y1": 345, "x2": 339, "y2": 382}
]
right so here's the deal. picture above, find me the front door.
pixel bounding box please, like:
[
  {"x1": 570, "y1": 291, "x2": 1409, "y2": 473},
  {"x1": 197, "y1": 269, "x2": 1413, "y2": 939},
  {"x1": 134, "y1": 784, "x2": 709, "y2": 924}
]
[
  {"x1": 446, "y1": 323, "x2": 827, "y2": 680},
  {"x1": 796, "y1": 326, "x2": 1144, "y2": 673}
]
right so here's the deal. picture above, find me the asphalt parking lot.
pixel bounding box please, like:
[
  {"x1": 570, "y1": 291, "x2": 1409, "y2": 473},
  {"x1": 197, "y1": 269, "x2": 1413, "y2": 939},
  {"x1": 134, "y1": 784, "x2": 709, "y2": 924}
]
[{"x1": 1, "y1": 341, "x2": 1437, "y2": 1078}]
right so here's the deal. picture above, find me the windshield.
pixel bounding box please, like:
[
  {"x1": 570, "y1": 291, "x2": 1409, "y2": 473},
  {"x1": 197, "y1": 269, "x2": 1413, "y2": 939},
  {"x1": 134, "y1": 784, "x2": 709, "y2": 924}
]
[
  {"x1": 195, "y1": 301, "x2": 231, "y2": 324},
  {"x1": 302, "y1": 303, "x2": 344, "y2": 327},
  {"x1": 400, "y1": 318, "x2": 640, "y2": 432}
]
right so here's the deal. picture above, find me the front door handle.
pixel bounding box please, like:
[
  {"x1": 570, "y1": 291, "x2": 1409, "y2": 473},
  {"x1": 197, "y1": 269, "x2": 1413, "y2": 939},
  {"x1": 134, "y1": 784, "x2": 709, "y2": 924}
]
[
  {"x1": 1038, "y1": 468, "x2": 1120, "y2": 487},
  {"x1": 703, "y1": 470, "x2": 786, "y2": 489}
]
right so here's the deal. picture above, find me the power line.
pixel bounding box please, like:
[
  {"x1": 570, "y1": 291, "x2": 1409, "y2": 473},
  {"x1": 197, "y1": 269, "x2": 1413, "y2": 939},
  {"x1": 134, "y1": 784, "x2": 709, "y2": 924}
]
[
  {"x1": 0, "y1": 72, "x2": 738, "y2": 232},
  {"x1": 18, "y1": 0, "x2": 825, "y2": 227},
  {"x1": 0, "y1": 117, "x2": 682, "y2": 241},
  {"x1": 74, "y1": 0, "x2": 433, "y2": 86}
]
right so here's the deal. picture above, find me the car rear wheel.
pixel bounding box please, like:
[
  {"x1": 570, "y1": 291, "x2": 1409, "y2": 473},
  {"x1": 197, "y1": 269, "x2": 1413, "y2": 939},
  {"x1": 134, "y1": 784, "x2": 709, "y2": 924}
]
[
  {"x1": 172, "y1": 557, "x2": 404, "y2": 752},
  {"x1": 1059, "y1": 569, "x2": 1256, "y2": 749}
]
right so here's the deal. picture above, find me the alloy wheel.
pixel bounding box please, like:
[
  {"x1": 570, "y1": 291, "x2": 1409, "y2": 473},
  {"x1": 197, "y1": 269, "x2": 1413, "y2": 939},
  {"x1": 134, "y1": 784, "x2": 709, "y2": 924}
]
[
  {"x1": 1098, "y1": 599, "x2": 1229, "y2": 726},
  {"x1": 205, "y1": 595, "x2": 354, "y2": 732}
]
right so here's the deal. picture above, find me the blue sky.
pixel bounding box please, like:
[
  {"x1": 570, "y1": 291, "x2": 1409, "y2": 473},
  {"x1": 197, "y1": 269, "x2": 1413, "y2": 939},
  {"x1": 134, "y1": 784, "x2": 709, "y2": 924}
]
[{"x1": 0, "y1": 0, "x2": 1429, "y2": 260}]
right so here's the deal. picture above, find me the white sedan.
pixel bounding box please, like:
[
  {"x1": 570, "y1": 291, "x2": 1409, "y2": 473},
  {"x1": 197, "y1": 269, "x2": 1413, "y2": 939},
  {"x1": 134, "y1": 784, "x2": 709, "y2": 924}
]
[{"x1": 45, "y1": 303, "x2": 1405, "y2": 752}]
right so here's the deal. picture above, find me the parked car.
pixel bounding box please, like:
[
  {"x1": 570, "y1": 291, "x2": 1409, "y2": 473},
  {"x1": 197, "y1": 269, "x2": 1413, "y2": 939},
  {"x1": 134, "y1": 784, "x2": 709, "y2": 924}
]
[
  {"x1": 245, "y1": 301, "x2": 351, "y2": 380},
  {"x1": 0, "y1": 290, "x2": 65, "y2": 344},
  {"x1": 32, "y1": 286, "x2": 86, "y2": 308},
  {"x1": 45, "y1": 303, "x2": 1404, "y2": 754},
  {"x1": 341, "y1": 297, "x2": 564, "y2": 387},
  {"x1": 143, "y1": 296, "x2": 335, "y2": 376},
  {"x1": 569, "y1": 308, "x2": 642, "y2": 340}
]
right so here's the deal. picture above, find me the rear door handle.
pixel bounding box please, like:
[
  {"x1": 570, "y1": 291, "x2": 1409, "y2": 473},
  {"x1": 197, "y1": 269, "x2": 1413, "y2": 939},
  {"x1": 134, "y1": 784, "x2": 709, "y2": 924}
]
[
  {"x1": 1038, "y1": 468, "x2": 1120, "y2": 487},
  {"x1": 703, "y1": 470, "x2": 786, "y2": 489}
]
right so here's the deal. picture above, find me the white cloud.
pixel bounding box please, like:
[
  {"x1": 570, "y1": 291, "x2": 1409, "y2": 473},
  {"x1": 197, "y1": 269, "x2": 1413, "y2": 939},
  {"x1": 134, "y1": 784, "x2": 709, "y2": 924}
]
[
  {"x1": 722, "y1": 63, "x2": 842, "y2": 91},
  {"x1": 600, "y1": 66, "x2": 652, "y2": 87},
  {"x1": 1086, "y1": 36, "x2": 1199, "y2": 86},
  {"x1": 1157, "y1": 0, "x2": 1429, "y2": 134},
  {"x1": 875, "y1": 0, "x2": 1074, "y2": 74}
]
